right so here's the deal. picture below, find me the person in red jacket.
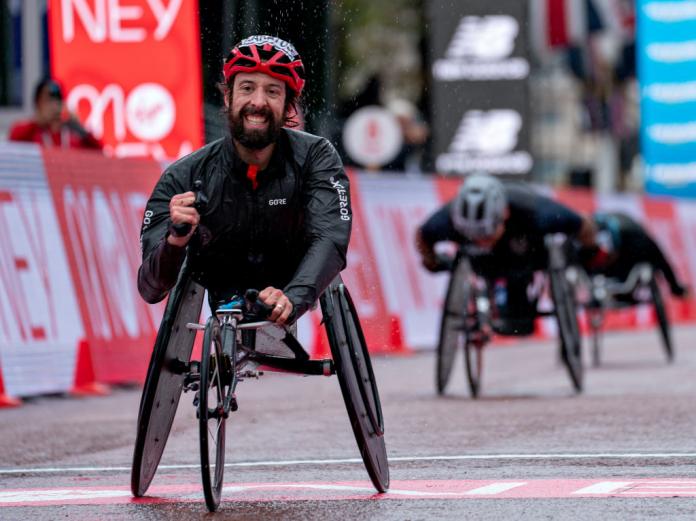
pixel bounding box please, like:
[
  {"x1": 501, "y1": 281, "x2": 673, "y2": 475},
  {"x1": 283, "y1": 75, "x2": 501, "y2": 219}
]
[{"x1": 8, "y1": 78, "x2": 102, "y2": 150}]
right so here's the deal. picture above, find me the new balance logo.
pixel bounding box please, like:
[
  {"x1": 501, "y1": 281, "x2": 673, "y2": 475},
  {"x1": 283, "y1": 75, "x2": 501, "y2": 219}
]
[
  {"x1": 445, "y1": 16, "x2": 518, "y2": 61},
  {"x1": 449, "y1": 110, "x2": 521, "y2": 155},
  {"x1": 435, "y1": 109, "x2": 532, "y2": 175},
  {"x1": 432, "y1": 15, "x2": 529, "y2": 81}
]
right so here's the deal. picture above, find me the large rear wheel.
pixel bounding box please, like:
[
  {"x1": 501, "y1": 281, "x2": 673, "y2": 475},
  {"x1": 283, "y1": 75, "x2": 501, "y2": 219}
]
[
  {"x1": 131, "y1": 274, "x2": 205, "y2": 497},
  {"x1": 199, "y1": 316, "x2": 227, "y2": 512},
  {"x1": 650, "y1": 276, "x2": 674, "y2": 363},
  {"x1": 321, "y1": 279, "x2": 389, "y2": 492}
]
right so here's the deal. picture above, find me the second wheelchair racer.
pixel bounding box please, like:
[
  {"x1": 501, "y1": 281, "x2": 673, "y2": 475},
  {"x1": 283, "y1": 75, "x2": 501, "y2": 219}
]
[{"x1": 415, "y1": 174, "x2": 599, "y2": 335}]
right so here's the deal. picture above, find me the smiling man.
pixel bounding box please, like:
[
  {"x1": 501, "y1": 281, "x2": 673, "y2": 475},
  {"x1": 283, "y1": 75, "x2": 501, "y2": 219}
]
[{"x1": 138, "y1": 35, "x2": 351, "y2": 325}]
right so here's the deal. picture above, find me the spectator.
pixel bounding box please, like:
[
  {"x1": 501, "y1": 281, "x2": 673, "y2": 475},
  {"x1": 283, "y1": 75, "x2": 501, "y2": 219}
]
[
  {"x1": 383, "y1": 97, "x2": 429, "y2": 174},
  {"x1": 8, "y1": 78, "x2": 102, "y2": 150}
]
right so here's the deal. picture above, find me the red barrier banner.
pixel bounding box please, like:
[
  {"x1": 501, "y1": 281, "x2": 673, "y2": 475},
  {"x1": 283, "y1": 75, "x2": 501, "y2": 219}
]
[
  {"x1": 42, "y1": 148, "x2": 164, "y2": 383},
  {"x1": 47, "y1": 0, "x2": 203, "y2": 161}
]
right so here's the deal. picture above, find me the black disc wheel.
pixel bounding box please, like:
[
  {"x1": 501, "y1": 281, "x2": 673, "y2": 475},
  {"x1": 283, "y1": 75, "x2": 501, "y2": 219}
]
[
  {"x1": 649, "y1": 276, "x2": 674, "y2": 362},
  {"x1": 436, "y1": 258, "x2": 473, "y2": 395},
  {"x1": 549, "y1": 269, "x2": 583, "y2": 392},
  {"x1": 321, "y1": 279, "x2": 389, "y2": 493},
  {"x1": 199, "y1": 316, "x2": 228, "y2": 512},
  {"x1": 464, "y1": 340, "x2": 483, "y2": 398},
  {"x1": 131, "y1": 274, "x2": 205, "y2": 497}
]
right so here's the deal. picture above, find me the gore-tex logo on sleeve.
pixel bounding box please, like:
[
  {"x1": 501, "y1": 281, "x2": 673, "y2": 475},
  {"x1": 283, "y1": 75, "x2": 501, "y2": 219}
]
[{"x1": 330, "y1": 177, "x2": 351, "y2": 222}]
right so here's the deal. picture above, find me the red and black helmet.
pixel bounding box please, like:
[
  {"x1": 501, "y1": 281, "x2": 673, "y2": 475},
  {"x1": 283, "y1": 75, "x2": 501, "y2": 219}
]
[{"x1": 223, "y1": 35, "x2": 306, "y2": 96}]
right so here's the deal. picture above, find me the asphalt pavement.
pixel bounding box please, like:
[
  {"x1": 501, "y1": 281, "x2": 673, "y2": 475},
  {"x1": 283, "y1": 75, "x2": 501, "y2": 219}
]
[{"x1": 0, "y1": 324, "x2": 695, "y2": 520}]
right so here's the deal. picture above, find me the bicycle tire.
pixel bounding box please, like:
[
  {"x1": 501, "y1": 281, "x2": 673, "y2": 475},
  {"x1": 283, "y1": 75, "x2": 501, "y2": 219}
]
[
  {"x1": 131, "y1": 273, "x2": 205, "y2": 497},
  {"x1": 649, "y1": 276, "x2": 674, "y2": 363},
  {"x1": 199, "y1": 316, "x2": 226, "y2": 512},
  {"x1": 436, "y1": 258, "x2": 472, "y2": 395},
  {"x1": 549, "y1": 269, "x2": 583, "y2": 392},
  {"x1": 321, "y1": 278, "x2": 389, "y2": 493}
]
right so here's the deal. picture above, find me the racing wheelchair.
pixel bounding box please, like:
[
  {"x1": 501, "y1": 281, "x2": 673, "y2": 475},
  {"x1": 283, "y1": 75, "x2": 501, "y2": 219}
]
[
  {"x1": 130, "y1": 264, "x2": 389, "y2": 511},
  {"x1": 436, "y1": 234, "x2": 583, "y2": 398},
  {"x1": 583, "y1": 263, "x2": 673, "y2": 367}
]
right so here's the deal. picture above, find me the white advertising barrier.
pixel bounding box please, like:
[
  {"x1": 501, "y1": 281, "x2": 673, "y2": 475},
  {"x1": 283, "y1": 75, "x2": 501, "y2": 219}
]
[
  {"x1": 1, "y1": 145, "x2": 695, "y2": 402},
  {"x1": 0, "y1": 144, "x2": 84, "y2": 397}
]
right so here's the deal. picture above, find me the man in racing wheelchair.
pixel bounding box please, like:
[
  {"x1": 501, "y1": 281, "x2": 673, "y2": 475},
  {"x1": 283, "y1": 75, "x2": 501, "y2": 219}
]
[
  {"x1": 583, "y1": 211, "x2": 689, "y2": 300},
  {"x1": 580, "y1": 211, "x2": 689, "y2": 364},
  {"x1": 132, "y1": 35, "x2": 388, "y2": 508},
  {"x1": 416, "y1": 174, "x2": 599, "y2": 336},
  {"x1": 416, "y1": 174, "x2": 603, "y2": 395}
]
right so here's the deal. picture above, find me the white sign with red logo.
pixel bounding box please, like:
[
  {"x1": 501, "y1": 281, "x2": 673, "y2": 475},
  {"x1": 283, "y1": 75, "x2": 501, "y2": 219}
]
[
  {"x1": 48, "y1": 0, "x2": 204, "y2": 161},
  {"x1": 342, "y1": 106, "x2": 403, "y2": 168}
]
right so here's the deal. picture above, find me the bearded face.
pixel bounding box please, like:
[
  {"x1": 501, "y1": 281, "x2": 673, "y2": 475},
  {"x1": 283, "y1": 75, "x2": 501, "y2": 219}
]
[
  {"x1": 228, "y1": 103, "x2": 284, "y2": 150},
  {"x1": 228, "y1": 72, "x2": 287, "y2": 150}
]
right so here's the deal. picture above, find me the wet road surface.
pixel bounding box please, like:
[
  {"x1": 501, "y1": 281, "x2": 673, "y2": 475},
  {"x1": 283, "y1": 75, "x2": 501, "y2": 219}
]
[{"x1": 1, "y1": 325, "x2": 695, "y2": 519}]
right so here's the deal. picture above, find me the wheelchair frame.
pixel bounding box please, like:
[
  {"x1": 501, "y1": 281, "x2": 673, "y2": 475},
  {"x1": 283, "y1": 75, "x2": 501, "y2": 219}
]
[
  {"x1": 583, "y1": 263, "x2": 673, "y2": 367},
  {"x1": 436, "y1": 234, "x2": 584, "y2": 397},
  {"x1": 130, "y1": 270, "x2": 389, "y2": 511}
]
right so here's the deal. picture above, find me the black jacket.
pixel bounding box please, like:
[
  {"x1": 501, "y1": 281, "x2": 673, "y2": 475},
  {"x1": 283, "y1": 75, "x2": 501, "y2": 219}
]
[{"x1": 138, "y1": 129, "x2": 352, "y2": 319}]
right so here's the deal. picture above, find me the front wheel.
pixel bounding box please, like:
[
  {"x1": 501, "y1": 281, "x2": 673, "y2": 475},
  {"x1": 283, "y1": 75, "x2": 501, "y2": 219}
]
[
  {"x1": 437, "y1": 257, "x2": 473, "y2": 395},
  {"x1": 321, "y1": 279, "x2": 389, "y2": 492},
  {"x1": 650, "y1": 276, "x2": 673, "y2": 363},
  {"x1": 199, "y1": 316, "x2": 227, "y2": 512},
  {"x1": 588, "y1": 307, "x2": 603, "y2": 368},
  {"x1": 549, "y1": 269, "x2": 583, "y2": 392},
  {"x1": 463, "y1": 340, "x2": 483, "y2": 398}
]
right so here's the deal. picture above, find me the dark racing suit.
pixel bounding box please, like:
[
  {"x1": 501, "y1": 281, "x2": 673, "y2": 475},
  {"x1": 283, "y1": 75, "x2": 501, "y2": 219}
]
[
  {"x1": 419, "y1": 184, "x2": 584, "y2": 335},
  {"x1": 591, "y1": 212, "x2": 686, "y2": 297},
  {"x1": 138, "y1": 129, "x2": 352, "y2": 320}
]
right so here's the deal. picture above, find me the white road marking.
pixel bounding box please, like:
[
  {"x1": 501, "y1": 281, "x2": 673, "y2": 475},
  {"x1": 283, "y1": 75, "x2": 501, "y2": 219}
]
[
  {"x1": 0, "y1": 489, "x2": 131, "y2": 503},
  {"x1": 573, "y1": 482, "x2": 634, "y2": 494},
  {"x1": 0, "y1": 452, "x2": 695, "y2": 475},
  {"x1": 465, "y1": 482, "x2": 527, "y2": 495}
]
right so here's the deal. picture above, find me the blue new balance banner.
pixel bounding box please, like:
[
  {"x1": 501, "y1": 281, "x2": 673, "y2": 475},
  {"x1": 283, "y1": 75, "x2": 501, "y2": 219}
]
[{"x1": 639, "y1": 1, "x2": 696, "y2": 197}]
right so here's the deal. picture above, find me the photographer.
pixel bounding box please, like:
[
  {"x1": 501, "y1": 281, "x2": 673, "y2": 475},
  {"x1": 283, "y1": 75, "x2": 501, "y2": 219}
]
[{"x1": 8, "y1": 78, "x2": 102, "y2": 150}]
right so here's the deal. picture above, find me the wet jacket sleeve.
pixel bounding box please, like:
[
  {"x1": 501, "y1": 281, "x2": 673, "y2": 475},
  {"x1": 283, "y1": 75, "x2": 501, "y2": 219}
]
[
  {"x1": 137, "y1": 169, "x2": 190, "y2": 304},
  {"x1": 283, "y1": 139, "x2": 352, "y2": 318}
]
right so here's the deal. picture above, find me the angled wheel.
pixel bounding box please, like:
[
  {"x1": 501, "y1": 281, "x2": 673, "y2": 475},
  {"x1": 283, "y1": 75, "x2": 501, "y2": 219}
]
[
  {"x1": 131, "y1": 273, "x2": 205, "y2": 497},
  {"x1": 649, "y1": 276, "x2": 673, "y2": 363},
  {"x1": 549, "y1": 269, "x2": 583, "y2": 392},
  {"x1": 199, "y1": 316, "x2": 227, "y2": 512},
  {"x1": 588, "y1": 307, "x2": 603, "y2": 368},
  {"x1": 464, "y1": 339, "x2": 483, "y2": 398},
  {"x1": 437, "y1": 257, "x2": 473, "y2": 395},
  {"x1": 321, "y1": 279, "x2": 389, "y2": 492}
]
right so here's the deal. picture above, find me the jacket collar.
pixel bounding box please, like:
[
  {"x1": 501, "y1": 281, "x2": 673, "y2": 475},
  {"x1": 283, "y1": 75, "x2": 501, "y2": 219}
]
[{"x1": 224, "y1": 131, "x2": 288, "y2": 181}]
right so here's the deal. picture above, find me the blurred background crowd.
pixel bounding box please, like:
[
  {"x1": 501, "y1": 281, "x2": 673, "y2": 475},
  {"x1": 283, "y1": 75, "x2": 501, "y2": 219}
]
[{"x1": 0, "y1": 0, "x2": 657, "y2": 193}]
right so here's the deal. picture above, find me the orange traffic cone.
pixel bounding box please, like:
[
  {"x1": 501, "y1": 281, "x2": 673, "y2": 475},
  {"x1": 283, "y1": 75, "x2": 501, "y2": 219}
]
[
  {"x1": 311, "y1": 313, "x2": 332, "y2": 359},
  {"x1": 71, "y1": 339, "x2": 110, "y2": 396},
  {"x1": 0, "y1": 365, "x2": 21, "y2": 407},
  {"x1": 388, "y1": 314, "x2": 407, "y2": 354}
]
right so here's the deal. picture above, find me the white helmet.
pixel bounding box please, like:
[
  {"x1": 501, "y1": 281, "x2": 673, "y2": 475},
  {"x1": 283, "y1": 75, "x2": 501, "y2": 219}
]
[{"x1": 451, "y1": 174, "x2": 507, "y2": 240}]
